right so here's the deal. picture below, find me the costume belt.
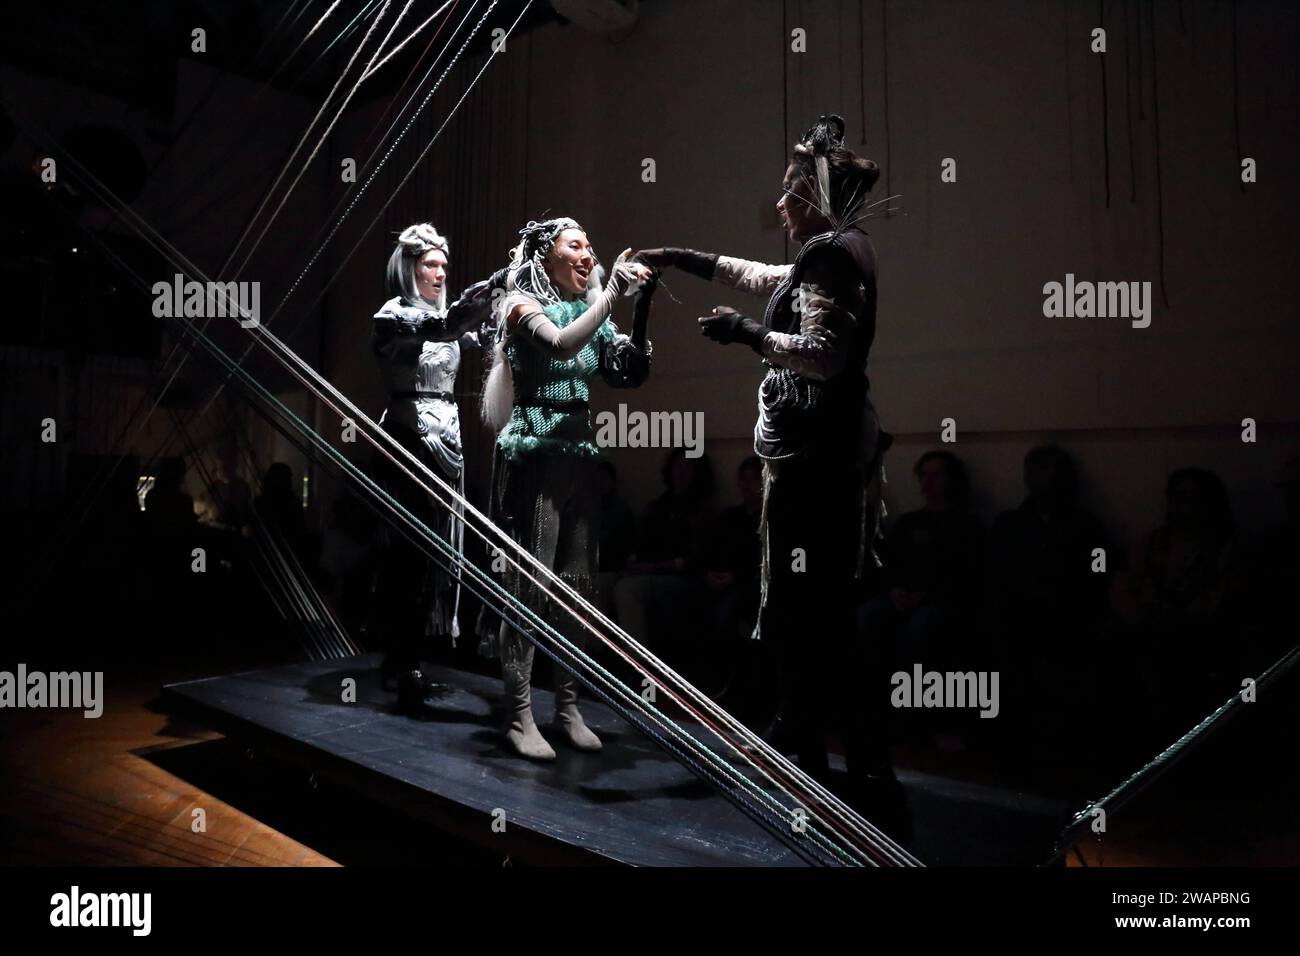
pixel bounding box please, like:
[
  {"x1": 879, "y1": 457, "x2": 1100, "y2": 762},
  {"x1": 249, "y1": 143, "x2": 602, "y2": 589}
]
[
  {"x1": 392, "y1": 390, "x2": 455, "y2": 401},
  {"x1": 521, "y1": 397, "x2": 588, "y2": 413}
]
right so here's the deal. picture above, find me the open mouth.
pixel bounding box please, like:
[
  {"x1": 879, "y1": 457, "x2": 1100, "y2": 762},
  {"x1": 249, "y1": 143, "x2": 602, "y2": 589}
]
[{"x1": 574, "y1": 267, "x2": 590, "y2": 283}]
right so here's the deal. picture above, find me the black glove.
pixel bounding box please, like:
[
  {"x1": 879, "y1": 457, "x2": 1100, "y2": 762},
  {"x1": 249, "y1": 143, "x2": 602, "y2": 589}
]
[
  {"x1": 629, "y1": 270, "x2": 659, "y2": 351},
  {"x1": 632, "y1": 247, "x2": 718, "y2": 281},
  {"x1": 698, "y1": 307, "x2": 767, "y2": 353},
  {"x1": 446, "y1": 272, "x2": 504, "y2": 335}
]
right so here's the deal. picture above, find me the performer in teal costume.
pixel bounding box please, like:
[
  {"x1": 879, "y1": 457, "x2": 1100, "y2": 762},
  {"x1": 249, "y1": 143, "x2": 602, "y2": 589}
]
[{"x1": 478, "y1": 217, "x2": 657, "y2": 761}]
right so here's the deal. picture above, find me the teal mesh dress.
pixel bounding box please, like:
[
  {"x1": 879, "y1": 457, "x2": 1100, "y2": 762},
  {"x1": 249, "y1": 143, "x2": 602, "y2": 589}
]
[
  {"x1": 498, "y1": 299, "x2": 624, "y2": 460},
  {"x1": 476, "y1": 296, "x2": 651, "y2": 657}
]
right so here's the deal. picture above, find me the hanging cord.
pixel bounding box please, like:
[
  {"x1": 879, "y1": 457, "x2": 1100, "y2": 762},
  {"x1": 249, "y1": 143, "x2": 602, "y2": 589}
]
[
  {"x1": 114, "y1": 2, "x2": 467, "y2": 486},
  {"x1": 201, "y1": 0, "x2": 527, "y2": 411},
  {"x1": 1231, "y1": 0, "x2": 1245, "y2": 196},
  {"x1": 226, "y1": 0, "x2": 407, "y2": 282},
  {"x1": 1148, "y1": 0, "x2": 1169, "y2": 308},
  {"x1": 1124, "y1": 0, "x2": 1137, "y2": 202},
  {"x1": 162, "y1": 406, "x2": 335, "y2": 661},
  {"x1": 198, "y1": 0, "x2": 499, "y2": 421},
  {"x1": 269, "y1": 0, "x2": 504, "y2": 326},
  {"x1": 242, "y1": 0, "x2": 473, "y2": 343},
  {"x1": 4, "y1": 5, "x2": 483, "y2": 588},
  {"x1": 353, "y1": 1, "x2": 461, "y2": 162},
  {"x1": 221, "y1": 398, "x2": 361, "y2": 659},
  {"x1": 169, "y1": 403, "x2": 356, "y2": 661},
  {"x1": 1099, "y1": 0, "x2": 1111, "y2": 208}
]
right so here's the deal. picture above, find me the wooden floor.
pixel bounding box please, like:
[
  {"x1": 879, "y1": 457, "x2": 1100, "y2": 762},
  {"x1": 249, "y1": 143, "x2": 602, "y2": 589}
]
[{"x1": 0, "y1": 674, "x2": 336, "y2": 867}]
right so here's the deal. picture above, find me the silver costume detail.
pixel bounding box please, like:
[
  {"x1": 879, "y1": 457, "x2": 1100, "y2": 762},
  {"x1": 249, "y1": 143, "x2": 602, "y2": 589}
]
[{"x1": 373, "y1": 297, "x2": 490, "y2": 641}]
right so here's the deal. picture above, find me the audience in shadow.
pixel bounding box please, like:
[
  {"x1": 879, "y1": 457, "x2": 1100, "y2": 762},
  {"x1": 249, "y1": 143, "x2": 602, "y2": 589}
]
[
  {"x1": 1110, "y1": 467, "x2": 1250, "y2": 742},
  {"x1": 858, "y1": 450, "x2": 988, "y2": 749},
  {"x1": 613, "y1": 449, "x2": 714, "y2": 675},
  {"x1": 990, "y1": 445, "x2": 1112, "y2": 759}
]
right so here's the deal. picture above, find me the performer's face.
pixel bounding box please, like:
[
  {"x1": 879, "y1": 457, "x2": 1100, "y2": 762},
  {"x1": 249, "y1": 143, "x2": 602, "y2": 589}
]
[
  {"x1": 777, "y1": 163, "x2": 831, "y2": 241},
  {"x1": 415, "y1": 248, "x2": 448, "y2": 303},
  {"x1": 545, "y1": 228, "x2": 595, "y2": 296}
]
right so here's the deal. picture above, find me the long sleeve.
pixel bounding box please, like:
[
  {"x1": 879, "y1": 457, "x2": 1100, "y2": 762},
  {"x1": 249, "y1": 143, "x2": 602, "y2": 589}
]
[
  {"x1": 758, "y1": 245, "x2": 864, "y2": 381},
  {"x1": 373, "y1": 274, "x2": 501, "y2": 354},
  {"x1": 509, "y1": 259, "x2": 636, "y2": 360},
  {"x1": 444, "y1": 275, "x2": 500, "y2": 337},
  {"x1": 714, "y1": 256, "x2": 793, "y2": 297},
  {"x1": 457, "y1": 316, "x2": 495, "y2": 352},
  {"x1": 372, "y1": 298, "x2": 461, "y2": 354}
]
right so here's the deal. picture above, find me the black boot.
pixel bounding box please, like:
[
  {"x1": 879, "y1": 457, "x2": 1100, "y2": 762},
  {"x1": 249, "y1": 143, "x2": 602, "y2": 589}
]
[
  {"x1": 394, "y1": 668, "x2": 451, "y2": 717},
  {"x1": 395, "y1": 669, "x2": 428, "y2": 716}
]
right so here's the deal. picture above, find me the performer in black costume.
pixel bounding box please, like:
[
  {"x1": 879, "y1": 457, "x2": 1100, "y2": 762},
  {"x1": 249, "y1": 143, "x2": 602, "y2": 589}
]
[
  {"x1": 368, "y1": 223, "x2": 500, "y2": 714},
  {"x1": 634, "y1": 115, "x2": 907, "y2": 831}
]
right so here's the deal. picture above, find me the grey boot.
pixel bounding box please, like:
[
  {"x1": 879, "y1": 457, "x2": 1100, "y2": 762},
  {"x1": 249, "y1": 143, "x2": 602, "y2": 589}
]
[
  {"x1": 501, "y1": 630, "x2": 555, "y2": 761},
  {"x1": 554, "y1": 663, "x2": 602, "y2": 752}
]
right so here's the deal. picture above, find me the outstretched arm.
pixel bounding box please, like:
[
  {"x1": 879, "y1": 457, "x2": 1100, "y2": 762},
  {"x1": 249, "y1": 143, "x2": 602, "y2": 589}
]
[
  {"x1": 634, "y1": 247, "x2": 792, "y2": 297},
  {"x1": 372, "y1": 269, "x2": 506, "y2": 352},
  {"x1": 446, "y1": 269, "x2": 507, "y2": 340}
]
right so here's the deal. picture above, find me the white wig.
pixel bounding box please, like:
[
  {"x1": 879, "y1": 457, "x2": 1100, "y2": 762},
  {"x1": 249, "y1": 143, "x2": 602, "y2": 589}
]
[
  {"x1": 386, "y1": 222, "x2": 450, "y2": 313},
  {"x1": 481, "y1": 217, "x2": 605, "y2": 432}
]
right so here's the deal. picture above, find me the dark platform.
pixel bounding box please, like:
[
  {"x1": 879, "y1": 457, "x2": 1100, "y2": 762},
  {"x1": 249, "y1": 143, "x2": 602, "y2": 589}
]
[{"x1": 161, "y1": 654, "x2": 1069, "y2": 866}]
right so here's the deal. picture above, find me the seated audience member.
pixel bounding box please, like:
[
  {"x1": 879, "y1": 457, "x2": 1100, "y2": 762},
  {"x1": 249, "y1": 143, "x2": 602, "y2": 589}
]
[
  {"x1": 614, "y1": 449, "x2": 713, "y2": 668},
  {"x1": 857, "y1": 450, "x2": 987, "y2": 744},
  {"x1": 1252, "y1": 455, "x2": 1300, "y2": 660},
  {"x1": 991, "y1": 445, "x2": 1111, "y2": 750},
  {"x1": 1111, "y1": 467, "x2": 1247, "y2": 736},
  {"x1": 144, "y1": 457, "x2": 197, "y2": 534}
]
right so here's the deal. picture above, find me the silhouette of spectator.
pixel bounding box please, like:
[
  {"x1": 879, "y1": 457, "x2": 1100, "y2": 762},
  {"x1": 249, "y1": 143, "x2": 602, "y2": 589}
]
[
  {"x1": 614, "y1": 449, "x2": 714, "y2": 666},
  {"x1": 320, "y1": 491, "x2": 381, "y2": 637},
  {"x1": 1113, "y1": 467, "x2": 1247, "y2": 735},
  {"x1": 209, "y1": 445, "x2": 253, "y2": 533},
  {"x1": 991, "y1": 445, "x2": 1111, "y2": 749},
  {"x1": 144, "y1": 457, "x2": 196, "y2": 533},
  {"x1": 1253, "y1": 455, "x2": 1300, "y2": 661},
  {"x1": 255, "y1": 462, "x2": 314, "y2": 563},
  {"x1": 857, "y1": 450, "x2": 987, "y2": 744}
]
